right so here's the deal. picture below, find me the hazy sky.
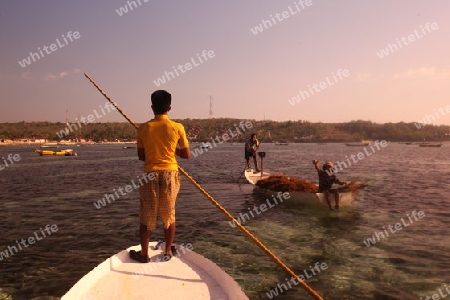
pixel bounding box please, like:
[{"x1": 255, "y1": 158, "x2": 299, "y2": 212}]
[{"x1": 1, "y1": 0, "x2": 449, "y2": 125}]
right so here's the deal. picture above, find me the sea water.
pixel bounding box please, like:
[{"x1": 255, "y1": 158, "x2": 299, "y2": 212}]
[{"x1": 0, "y1": 143, "x2": 449, "y2": 299}]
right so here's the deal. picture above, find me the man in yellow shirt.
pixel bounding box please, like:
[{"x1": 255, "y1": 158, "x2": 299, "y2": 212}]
[{"x1": 130, "y1": 90, "x2": 191, "y2": 263}]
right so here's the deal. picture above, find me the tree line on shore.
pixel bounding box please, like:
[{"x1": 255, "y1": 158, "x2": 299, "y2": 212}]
[{"x1": 0, "y1": 119, "x2": 449, "y2": 143}]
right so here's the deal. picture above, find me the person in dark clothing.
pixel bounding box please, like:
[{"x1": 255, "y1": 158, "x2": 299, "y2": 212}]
[
  {"x1": 313, "y1": 160, "x2": 347, "y2": 210},
  {"x1": 245, "y1": 133, "x2": 260, "y2": 172}
]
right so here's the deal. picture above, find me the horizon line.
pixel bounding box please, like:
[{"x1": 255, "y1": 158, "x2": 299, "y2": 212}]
[{"x1": 1, "y1": 119, "x2": 449, "y2": 126}]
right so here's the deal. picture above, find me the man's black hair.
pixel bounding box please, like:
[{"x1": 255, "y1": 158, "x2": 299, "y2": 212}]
[{"x1": 151, "y1": 90, "x2": 171, "y2": 115}]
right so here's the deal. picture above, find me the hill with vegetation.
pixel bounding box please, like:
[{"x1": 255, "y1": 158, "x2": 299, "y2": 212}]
[{"x1": 0, "y1": 119, "x2": 449, "y2": 143}]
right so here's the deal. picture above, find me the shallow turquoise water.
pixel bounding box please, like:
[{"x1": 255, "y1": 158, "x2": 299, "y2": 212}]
[{"x1": 0, "y1": 143, "x2": 449, "y2": 299}]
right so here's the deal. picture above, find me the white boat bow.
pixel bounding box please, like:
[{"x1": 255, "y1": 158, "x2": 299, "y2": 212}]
[{"x1": 62, "y1": 242, "x2": 248, "y2": 300}]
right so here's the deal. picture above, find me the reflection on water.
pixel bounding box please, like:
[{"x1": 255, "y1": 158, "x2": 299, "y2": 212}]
[{"x1": 0, "y1": 143, "x2": 449, "y2": 299}]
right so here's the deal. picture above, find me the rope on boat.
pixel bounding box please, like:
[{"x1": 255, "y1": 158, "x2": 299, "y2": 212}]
[{"x1": 83, "y1": 73, "x2": 324, "y2": 300}]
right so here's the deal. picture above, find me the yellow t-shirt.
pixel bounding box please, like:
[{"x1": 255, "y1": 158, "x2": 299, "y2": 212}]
[{"x1": 137, "y1": 115, "x2": 189, "y2": 172}]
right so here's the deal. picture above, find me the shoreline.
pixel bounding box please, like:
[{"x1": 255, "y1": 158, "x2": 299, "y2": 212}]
[
  {"x1": 0, "y1": 141, "x2": 447, "y2": 147},
  {"x1": 0, "y1": 142, "x2": 135, "y2": 147}
]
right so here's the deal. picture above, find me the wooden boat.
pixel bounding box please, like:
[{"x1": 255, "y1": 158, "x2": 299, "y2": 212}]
[
  {"x1": 345, "y1": 143, "x2": 369, "y2": 147},
  {"x1": 35, "y1": 149, "x2": 77, "y2": 156},
  {"x1": 419, "y1": 142, "x2": 442, "y2": 147},
  {"x1": 40, "y1": 143, "x2": 60, "y2": 149},
  {"x1": 244, "y1": 169, "x2": 360, "y2": 207},
  {"x1": 61, "y1": 242, "x2": 248, "y2": 300}
]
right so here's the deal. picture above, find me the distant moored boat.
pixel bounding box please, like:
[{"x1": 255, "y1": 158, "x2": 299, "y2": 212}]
[
  {"x1": 419, "y1": 142, "x2": 442, "y2": 147},
  {"x1": 40, "y1": 143, "x2": 60, "y2": 149},
  {"x1": 35, "y1": 149, "x2": 77, "y2": 156},
  {"x1": 345, "y1": 142, "x2": 370, "y2": 146}
]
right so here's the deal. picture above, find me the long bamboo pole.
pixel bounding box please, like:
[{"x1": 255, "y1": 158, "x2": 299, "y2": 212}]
[{"x1": 84, "y1": 73, "x2": 323, "y2": 300}]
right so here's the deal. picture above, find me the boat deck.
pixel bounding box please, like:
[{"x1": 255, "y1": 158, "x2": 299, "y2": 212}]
[
  {"x1": 62, "y1": 243, "x2": 248, "y2": 300},
  {"x1": 244, "y1": 169, "x2": 271, "y2": 185}
]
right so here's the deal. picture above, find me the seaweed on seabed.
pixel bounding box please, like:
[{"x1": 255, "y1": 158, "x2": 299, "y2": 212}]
[
  {"x1": 255, "y1": 175, "x2": 318, "y2": 193},
  {"x1": 255, "y1": 176, "x2": 367, "y2": 193}
]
